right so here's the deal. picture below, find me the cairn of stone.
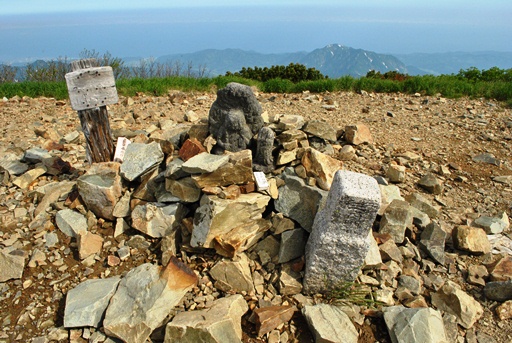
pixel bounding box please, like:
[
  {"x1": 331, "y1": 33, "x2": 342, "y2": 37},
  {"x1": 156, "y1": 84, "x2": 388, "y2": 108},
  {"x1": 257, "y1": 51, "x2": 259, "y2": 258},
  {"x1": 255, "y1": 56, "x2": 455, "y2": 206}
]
[
  {"x1": 208, "y1": 82, "x2": 264, "y2": 153},
  {"x1": 303, "y1": 170, "x2": 381, "y2": 294}
]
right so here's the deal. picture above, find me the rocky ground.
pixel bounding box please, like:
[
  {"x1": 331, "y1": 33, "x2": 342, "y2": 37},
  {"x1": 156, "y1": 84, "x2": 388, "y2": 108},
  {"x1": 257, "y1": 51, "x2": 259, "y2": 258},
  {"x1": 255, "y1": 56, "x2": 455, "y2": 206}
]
[{"x1": 1, "y1": 87, "x2": 512, "y2": 343}]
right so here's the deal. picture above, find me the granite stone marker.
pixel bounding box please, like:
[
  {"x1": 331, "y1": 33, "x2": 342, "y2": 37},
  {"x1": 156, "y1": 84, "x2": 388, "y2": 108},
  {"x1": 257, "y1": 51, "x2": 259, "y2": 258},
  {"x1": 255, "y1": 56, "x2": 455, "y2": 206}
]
[{"x1": 303, "y1": 170, "x2": 381, "y2": 294}]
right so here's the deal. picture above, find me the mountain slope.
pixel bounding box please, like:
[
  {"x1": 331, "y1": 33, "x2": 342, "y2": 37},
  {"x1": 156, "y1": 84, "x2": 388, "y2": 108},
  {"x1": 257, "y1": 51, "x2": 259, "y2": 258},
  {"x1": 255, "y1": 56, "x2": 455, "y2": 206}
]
[{"x1": 299, "y1": 44, "x2": 407, "y2": 77}]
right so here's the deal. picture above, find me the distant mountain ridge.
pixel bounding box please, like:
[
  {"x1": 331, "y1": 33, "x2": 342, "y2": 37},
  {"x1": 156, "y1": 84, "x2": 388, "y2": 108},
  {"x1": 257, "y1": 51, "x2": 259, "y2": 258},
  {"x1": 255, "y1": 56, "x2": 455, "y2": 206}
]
[{"x1": 157, "y1": 44, "x2": 408, "y2": 78}]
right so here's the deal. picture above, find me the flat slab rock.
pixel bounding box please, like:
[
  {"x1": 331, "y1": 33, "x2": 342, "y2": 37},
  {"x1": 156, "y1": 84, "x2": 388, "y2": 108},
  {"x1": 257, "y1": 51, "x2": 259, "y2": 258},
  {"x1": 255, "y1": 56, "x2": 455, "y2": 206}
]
[
  {"x1": 302, "y1": 303, "x2": 358, "y2": 343},
  {"x1": 103, "y1": 258, "x2": 197, "y2": 343},
  {"x1": 64, "y1": 277, "x2": 121, "y2": 328}
]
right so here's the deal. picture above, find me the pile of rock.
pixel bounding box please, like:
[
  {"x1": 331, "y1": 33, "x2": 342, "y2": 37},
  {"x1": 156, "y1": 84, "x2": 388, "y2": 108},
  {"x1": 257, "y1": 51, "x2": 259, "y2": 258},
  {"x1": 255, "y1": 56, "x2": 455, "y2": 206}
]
[{"x1": 1, "y1": 83, "x2": 512, "y2": 343}]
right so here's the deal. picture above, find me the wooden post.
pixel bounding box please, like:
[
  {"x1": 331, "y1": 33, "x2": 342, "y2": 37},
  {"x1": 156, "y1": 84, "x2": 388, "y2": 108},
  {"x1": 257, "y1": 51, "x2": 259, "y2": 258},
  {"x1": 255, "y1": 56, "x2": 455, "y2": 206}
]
[{"x1": 65, "y1": 58, "x2": 117, "y2": 164}]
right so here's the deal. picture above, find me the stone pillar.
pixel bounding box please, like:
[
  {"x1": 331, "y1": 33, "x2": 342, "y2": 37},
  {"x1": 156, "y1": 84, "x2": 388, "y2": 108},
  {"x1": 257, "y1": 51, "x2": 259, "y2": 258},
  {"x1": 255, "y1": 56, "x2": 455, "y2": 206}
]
[
  {"x1": 303, "y1": 170, "x2": 381, "y2": 294},
  {"x1": 253, "y1": 126, "x2": 275, "y2": 173}
]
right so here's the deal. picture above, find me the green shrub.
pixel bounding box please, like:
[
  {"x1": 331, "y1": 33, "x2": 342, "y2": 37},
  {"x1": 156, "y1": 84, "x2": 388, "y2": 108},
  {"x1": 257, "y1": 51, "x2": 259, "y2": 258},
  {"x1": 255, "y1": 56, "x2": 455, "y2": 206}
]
[{"x1": 228, "y1": 63, "x2": 327, "y2": 83}]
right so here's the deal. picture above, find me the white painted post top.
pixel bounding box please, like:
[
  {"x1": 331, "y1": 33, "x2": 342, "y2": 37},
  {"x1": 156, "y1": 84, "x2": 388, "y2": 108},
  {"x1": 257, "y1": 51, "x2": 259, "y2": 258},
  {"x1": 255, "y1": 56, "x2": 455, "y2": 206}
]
[{"x1": 65, "y1": 66, "x2": 118, "y2": 111}]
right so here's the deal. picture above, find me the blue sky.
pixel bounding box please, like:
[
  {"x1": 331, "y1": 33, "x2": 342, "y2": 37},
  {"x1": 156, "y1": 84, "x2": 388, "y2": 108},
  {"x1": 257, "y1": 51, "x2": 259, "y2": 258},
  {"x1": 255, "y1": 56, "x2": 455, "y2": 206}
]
[{"x1": 1, "y1": 0, "x2": 511, "y2": 63}]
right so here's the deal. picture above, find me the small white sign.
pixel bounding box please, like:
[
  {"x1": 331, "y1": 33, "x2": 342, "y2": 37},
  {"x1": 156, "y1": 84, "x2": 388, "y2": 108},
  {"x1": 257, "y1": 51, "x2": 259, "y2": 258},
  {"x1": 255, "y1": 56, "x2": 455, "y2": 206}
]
[
  {"x1": 254, "y1": 171, "x2": 269, "y2": 191},
  {"x1": 114, "y1": 137, "x2": 131, "y2": 163}
]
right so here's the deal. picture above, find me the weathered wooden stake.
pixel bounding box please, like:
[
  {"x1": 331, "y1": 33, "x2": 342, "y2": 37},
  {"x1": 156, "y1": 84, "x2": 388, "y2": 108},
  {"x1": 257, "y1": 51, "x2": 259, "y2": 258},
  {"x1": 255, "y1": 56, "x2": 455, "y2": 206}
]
[{"x1": 65, "y1": 58, "x2": 117, "y2": 164}]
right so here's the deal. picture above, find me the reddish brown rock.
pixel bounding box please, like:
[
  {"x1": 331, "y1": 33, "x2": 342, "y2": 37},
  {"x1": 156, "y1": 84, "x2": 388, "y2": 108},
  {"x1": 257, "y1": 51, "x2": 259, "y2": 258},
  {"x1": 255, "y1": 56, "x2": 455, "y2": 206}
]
[{"x1": 178, "y1": 138, "x2": 206, "y2": 161}]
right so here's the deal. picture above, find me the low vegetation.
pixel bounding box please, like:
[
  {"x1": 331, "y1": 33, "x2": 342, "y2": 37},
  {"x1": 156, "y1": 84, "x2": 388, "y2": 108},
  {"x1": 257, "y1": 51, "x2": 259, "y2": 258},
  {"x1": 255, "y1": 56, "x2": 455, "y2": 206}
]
[{"x1": 1, "y1": 51, "x2": 511, "y2": 107}]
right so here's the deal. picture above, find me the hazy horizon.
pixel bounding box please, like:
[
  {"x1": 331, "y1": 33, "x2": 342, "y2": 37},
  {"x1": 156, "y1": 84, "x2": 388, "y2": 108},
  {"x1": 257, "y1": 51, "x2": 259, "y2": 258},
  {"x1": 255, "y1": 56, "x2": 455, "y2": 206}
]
[{"x1": 1, "y1": 1, "x2": 511, "y2": 64}]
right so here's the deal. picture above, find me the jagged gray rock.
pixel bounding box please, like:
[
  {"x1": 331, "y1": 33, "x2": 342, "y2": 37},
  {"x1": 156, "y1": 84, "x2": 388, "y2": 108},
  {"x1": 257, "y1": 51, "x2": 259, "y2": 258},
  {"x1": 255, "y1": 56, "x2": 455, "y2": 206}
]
[
  {"x1": 304, "y1": 170, "x2": 381, "y2": 294},
  {"x1": 64, "y1": 277, "x2": 121, "y2": 328},
  {"x1": 473, "y1": 215, "x2": 508, "y2": 234},
  {"x1": 274, "y1": 170, "x2": 328, "y2": 232},
  {"x1": 379, "y1": 199, "x2": 413, "y2": 244},
  {"x1": 209, "y1": 82, "x2": 263, "y2": 153},
  {"x1": 55, "y1": 209, "x2": 88, "y2": 238},
  {"x1": 0, "y1": 153, "x2": 28, "y2": 175},
  {"x1": 22, "y1": 147, "x2": 52, "y2": 163},
  {"x1": 120, "y1": 142, "x2": 164, "y2": 181},
  {"x1": 419, "y1": 222, "x2": 446, "y2": 265},
  {"x1": 278, "y1": 228, "x2": 307, "y2": 264}
]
